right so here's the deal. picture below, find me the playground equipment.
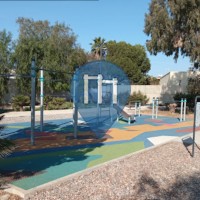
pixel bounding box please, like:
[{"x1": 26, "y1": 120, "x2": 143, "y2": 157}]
[
  {"x1": 0, "y1": 59, "x2": 36, "y2": 145},
  {"x1": 128, "y1": 101, "x2": 141, "y2": 116},
  {"x1": 114, "y1": 104, "x2": 135, "y2": 124},
  {"x1": 192, "y1": 96, "x2": 200, "y2": 157},
  {"x1": 152, "y1": 97, "x2": 187, "y2": 121},
  {"x1": 1, "y1": 60, "x2": 131, "y2": 142},
  {"x1": 152, "y1": 98, "x2": 159, "y2": 119},
  {"x1": 82, "y1": 74, "x2": 133, "y2": 125}
]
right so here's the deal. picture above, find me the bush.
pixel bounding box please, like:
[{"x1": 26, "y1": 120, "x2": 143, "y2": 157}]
[
  {"x1": 12, "y1": 95, "x2": 30, "y2": 111},
  {"x1": 173, "y1": 92, "x2": 197, "y2": 111},
  {"x1": 47, "y1": 97, "x2": 72, "y2": 110},
  {"x1": 44, "y1": 96, "x2": 53, "y2": 110},
  {"x1": 128, "y1": 91, "x2": 149, "y2": 105}
]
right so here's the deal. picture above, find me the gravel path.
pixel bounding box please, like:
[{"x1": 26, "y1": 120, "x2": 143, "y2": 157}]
[{"x1": 25, "y1": 141, "x2": 200, "y2": 200}]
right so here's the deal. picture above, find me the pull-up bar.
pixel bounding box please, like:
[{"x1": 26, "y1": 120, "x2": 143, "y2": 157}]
[{"x1": 83, "y1": 74, "x2": 118, "y2": 105}]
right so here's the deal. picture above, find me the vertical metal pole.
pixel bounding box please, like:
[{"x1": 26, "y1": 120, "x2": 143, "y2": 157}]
[
  {"x1": 135, "y1": 102, "x2": 137, "y2": 116},
  {"x1": 138, "y1": 102, "x2": 141, "y2": 117},
  {"x1": 97, "y1": 75, "x2": 102, "y2": 123},
  {"x1": 31, "y1": 59, "x2": 36, "y2": 145},
  {"x1": 40, "y1": 68, "x2": 44, "y2": 132},
  {"x1": 192, "y1": 96, "x2": 200, "y2": 157},
  {"x1": 73, "y1": 73, "x2": 78, "y2": 139},
  {"x1": 152, "y1": 98, "x2": 155, "y2": 119},
  {"x1": 183, "y1": 98, "x2": 187, "y2": 121},
  {"x1": 192, "y1": 97, "x2": 197, "y2": 157},
  {"x1": 83, "y1": 74, "x2": 88, "y2": 104},
  {"x1": 155, "y1": 98, "x2": 158, "y2": 119},
  {"x1": 180, "y1": 98, "x2": 183, "y2": 122}
]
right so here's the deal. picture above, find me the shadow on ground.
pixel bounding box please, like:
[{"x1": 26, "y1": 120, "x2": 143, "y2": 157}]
[{"x1": 135, "y1": 172, "x2": 200, "y2": 199}]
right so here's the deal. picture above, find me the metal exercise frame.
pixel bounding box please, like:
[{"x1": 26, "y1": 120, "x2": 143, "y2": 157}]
[
  {"x1": 152, "y1": 98, "x2": 187, "y2": 121},
  {"x1": 192, "y1": 96, "x2": 200, "y2": 157}
]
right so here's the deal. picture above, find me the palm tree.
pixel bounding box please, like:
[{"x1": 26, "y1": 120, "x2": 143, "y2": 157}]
[
  {"x1": 90, "y1": 37, "x2": 107, "y2": 60},
  {"x1": 0, "y1": 115, "x2": 15, "y2": 158}
]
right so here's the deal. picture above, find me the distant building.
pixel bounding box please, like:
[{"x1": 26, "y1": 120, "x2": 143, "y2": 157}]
[{"x1": 160, "y1": 71, "x2": 200, "y2": 103}]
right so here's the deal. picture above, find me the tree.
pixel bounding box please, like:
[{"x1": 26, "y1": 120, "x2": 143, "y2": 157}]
[
  {"x1": 146, "y1": 75, "x2": 160, "y2": 85},
  {"x1": 144, "y1": 0, "x2": 200, "y2": 65},
  {"x1": 13, "y1": 18, "x2": 87, "y2": 95},
  {"x1": 90, "y1": 37, "x2": 106, "y2": 60},
  {"x1": 106, "y1": 41, "x2": 151, "y2": 84},
  {"x1": 0, "y1": 30, "x2": 13, "y2": 103},
  {"x1": 187, "y1": 74, "x2": 200, "y2": 95},
  {"x1": 12, "y1": 95, "x2": 30, "y2": 111}
]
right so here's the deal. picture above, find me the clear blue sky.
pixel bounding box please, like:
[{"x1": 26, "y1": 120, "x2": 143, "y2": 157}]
[{"x1": 0, "y1": 0, "x2": 191, "y2": 77}]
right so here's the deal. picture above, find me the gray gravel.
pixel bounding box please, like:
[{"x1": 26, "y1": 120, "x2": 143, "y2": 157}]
[{"x1": 26, "y1": 141, "x2": 200, "y2": 200}]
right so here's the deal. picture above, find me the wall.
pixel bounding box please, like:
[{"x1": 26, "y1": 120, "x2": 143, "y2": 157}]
[{"x1": 131, "y1": 85, "x2": 162, "y2": 104}]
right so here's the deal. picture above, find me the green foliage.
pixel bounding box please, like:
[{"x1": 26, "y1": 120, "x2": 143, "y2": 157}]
[
  {"x1": 45, "y1": 97, "x2": 72, "y2": 110},
  {"x1": 144, "y1": 0, "x2": 200, "y2": 63},
  {"x1": 106, "y1": 41, "x2": 150, "y2": 84},
  {"x1": 13, "y1": 18, "x2": 87, "y2": 95},
  {"x1": 187, "y1": 74, "x2": 200, "y2": 95},
  {"x1": 174, "y1": 74, "x2": 200, "y2": 110},
  {"x1": 0, "y1": 30, "x2": 13, "y2": 102},
  {"x1": 173, "y1": 74, "x2": 200, "y2": 110},
  {"x1": 44, "y1": 95, "x2": 53, "y2": 110},
  {"x1": 173, "y1": 92, "x2": 196, "y2": 110},
  {"x1": 128, "y1": 91, "x2": 149, "y2": 105},
  {"x1": 12, "y1": 95, "x2": 30, "y2": 111},
  {"x1": 90, "y1": 37, "x2": 106, "y2": 60},
  {"x1": 146, "y1": 75, "x2": 160, "y2": 85}
]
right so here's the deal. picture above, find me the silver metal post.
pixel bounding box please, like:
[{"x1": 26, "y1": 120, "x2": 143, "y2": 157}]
[
  {"x1": 180, "y1": 98, "x2": 183, "y2": 122},
  {"x1": 31, "y1": 59, "x2": 36, "y2": 145},
  {"x1": 155, "y1": 98, "x2": 158, "y2": 119},
  {"x1": 40, "y1": 68, "x2": 44, "y2": 132},
  {"x1": 183, "y1": 98, "x2": 187, "y2": 121},
  {"x1": 135, "y1": 102, "x2": 137, "y2": 115},
  {"x1": 152, "y1": 98, "x2": 155, "y2": 119},
  {"x1": 192, "y1": 96, "x2": 200, "y2": 157},
  {"x1": 138, "y1": 102, "x2": 141, "y2": 116}
]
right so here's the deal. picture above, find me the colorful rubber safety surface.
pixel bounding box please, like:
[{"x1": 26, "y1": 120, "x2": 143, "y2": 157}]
[{"x1": 0, "y1": 115, "x2": 195, "y2": 190}]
